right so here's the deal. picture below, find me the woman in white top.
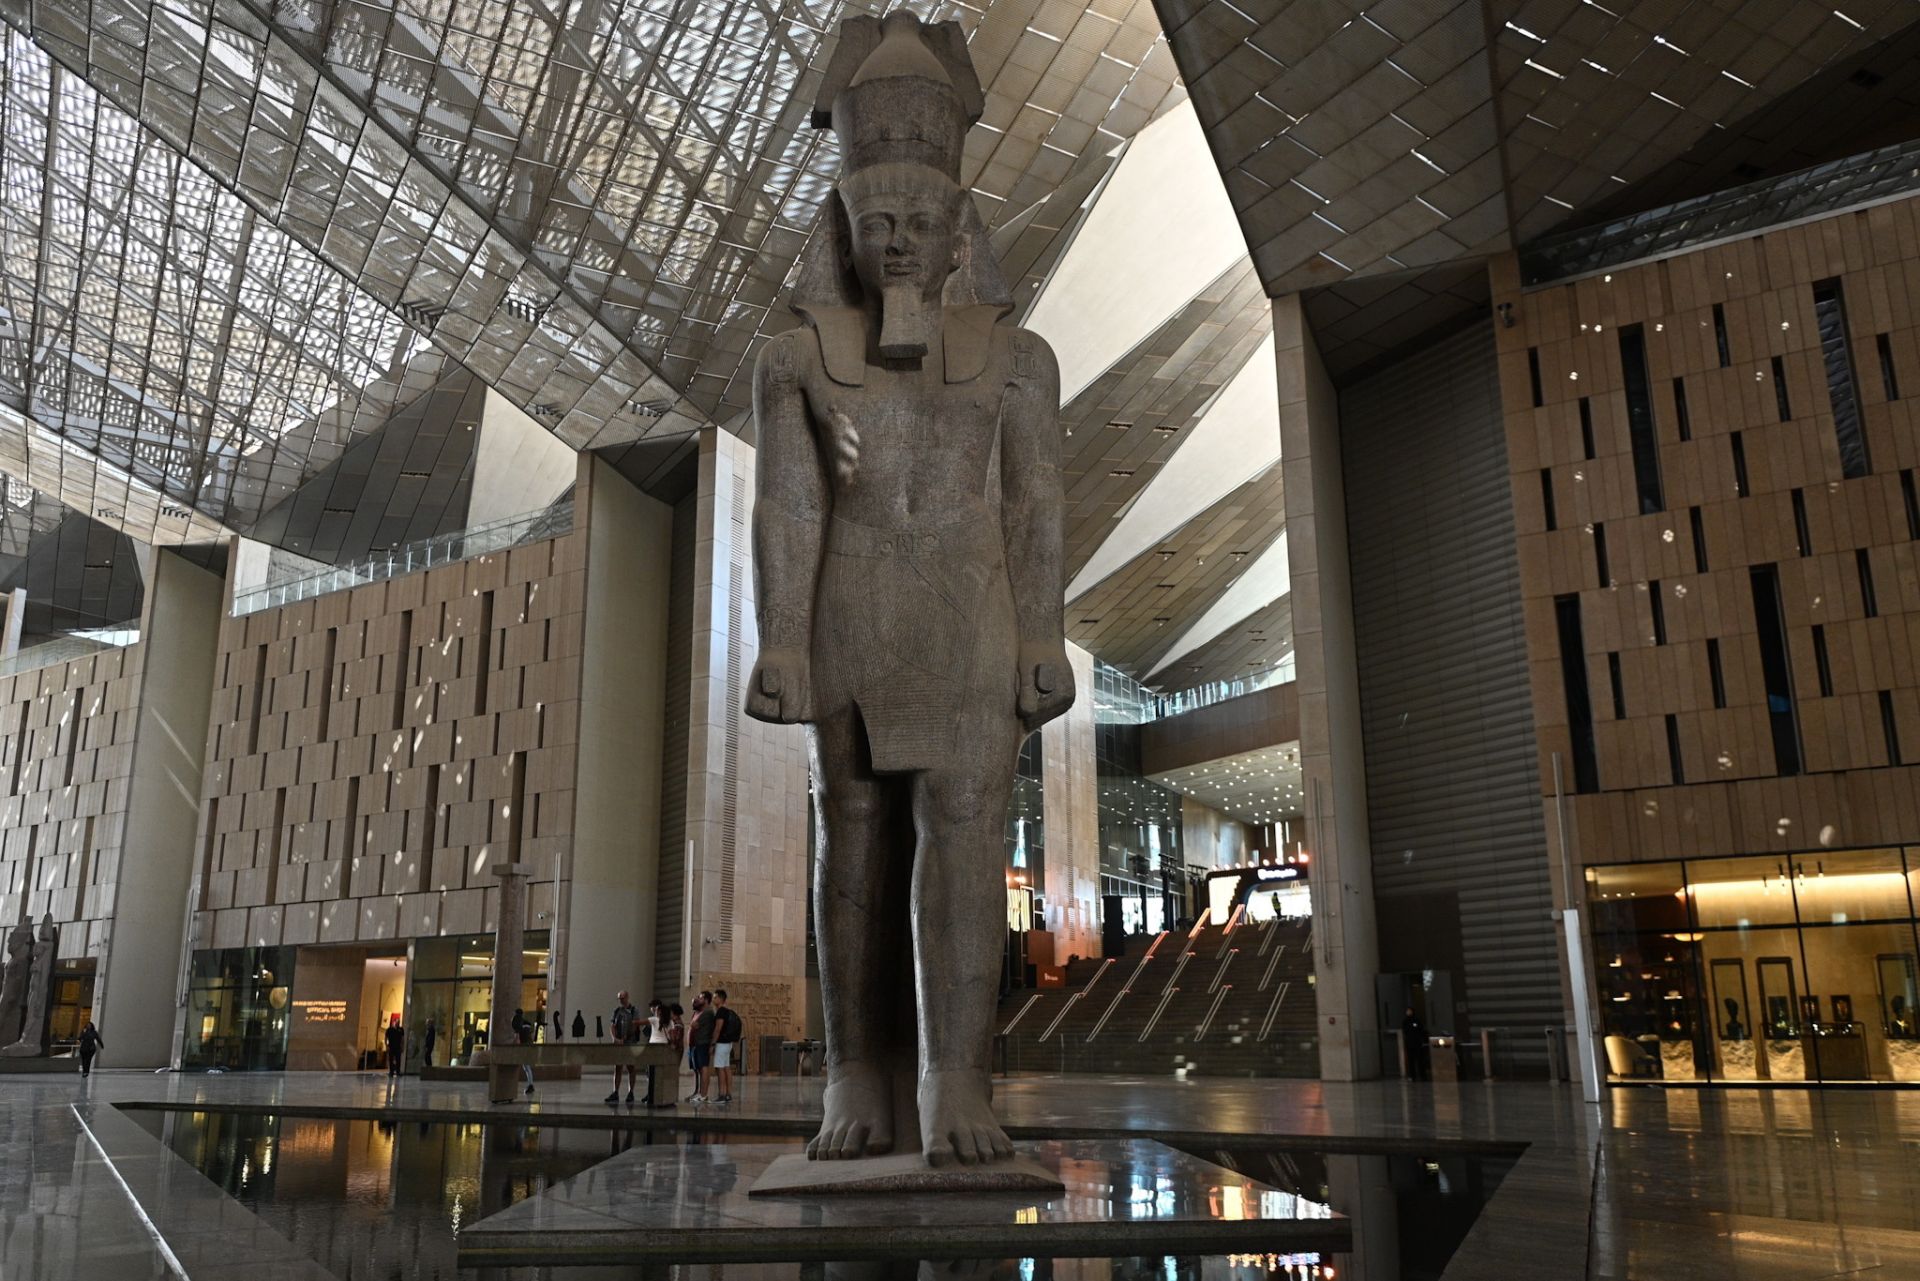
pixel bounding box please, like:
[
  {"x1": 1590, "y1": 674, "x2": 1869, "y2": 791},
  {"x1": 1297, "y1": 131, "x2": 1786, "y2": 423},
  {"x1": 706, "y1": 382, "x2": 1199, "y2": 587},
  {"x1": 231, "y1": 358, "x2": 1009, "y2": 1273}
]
[{"x1": 643, "y1": 1000, "x2": 671, "y2": 1107}]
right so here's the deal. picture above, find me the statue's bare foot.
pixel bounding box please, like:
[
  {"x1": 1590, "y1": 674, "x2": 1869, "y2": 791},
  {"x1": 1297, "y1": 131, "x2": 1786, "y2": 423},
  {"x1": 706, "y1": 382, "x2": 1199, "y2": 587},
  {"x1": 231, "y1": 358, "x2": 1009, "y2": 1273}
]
[
  {"x1": 918, "y1": 1068, "x2": 1013, "y2": 1167},
  {"x1": 808, "y1": 1063, "x2": 895, "y2": 1160}
]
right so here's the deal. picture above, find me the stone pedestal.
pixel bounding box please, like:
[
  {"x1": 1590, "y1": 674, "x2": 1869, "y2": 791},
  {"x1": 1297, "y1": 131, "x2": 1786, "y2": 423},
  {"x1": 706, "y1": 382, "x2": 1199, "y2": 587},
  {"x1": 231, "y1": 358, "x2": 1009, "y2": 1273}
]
[
  {"x1": 458, "y1": 1137, "x2": 1347, "y2": 1266},
  {"x1": 488, "y1": 862, "x2": 531, "y2": 1104}
]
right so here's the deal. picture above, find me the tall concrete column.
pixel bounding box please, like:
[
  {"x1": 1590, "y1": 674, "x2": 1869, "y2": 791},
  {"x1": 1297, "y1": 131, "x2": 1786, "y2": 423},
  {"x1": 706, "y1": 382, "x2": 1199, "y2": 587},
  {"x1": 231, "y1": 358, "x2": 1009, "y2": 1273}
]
[
  {"x1": 673, "y1": 429, "x2": 812, "y2": 1061},
  {"x1": 101, "y1": 547, "x2": 221, "y2": 1067},
  {"x1": 0, "y1": 587, "x2": 23, "y2": 660},
  {"x1": 1040, "y1": 641, "x2": 1100, "y2": 962},
  {"x1": 556, "y1": 455, "x2": 672, "y2": 1026},
  {"x1": 1275, "y1": 294, "x2": 1381, "y2": 1080},
  {"x1": 488, "y1": 860, "x2": 529, "y2": 1102}
]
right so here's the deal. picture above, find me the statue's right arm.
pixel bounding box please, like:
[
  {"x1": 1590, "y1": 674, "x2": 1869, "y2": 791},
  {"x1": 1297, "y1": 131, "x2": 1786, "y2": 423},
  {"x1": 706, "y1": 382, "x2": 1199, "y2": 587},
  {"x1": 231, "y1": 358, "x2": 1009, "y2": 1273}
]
[{"x1": 746, "y1": 330, "x2": 828, "y2": 724}]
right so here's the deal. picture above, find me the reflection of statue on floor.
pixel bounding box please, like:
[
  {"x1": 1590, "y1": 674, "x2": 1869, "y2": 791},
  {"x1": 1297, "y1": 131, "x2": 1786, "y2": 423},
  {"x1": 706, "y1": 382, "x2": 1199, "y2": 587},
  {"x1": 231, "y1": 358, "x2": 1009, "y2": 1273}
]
[
  {"x1": 0, "y1": 915, "x2": 60, "y2": 1056},
  {"x1": 746, "y1": 13, "x2": 1072, "y2": 1168}
]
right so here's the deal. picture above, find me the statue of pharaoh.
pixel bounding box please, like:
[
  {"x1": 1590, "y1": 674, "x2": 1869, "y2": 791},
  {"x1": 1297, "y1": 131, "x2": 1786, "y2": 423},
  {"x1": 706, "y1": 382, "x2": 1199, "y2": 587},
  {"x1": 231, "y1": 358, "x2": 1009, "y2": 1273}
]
[{"x1": 745, "y1": 12, "x2": 1073, "y2": 1167}]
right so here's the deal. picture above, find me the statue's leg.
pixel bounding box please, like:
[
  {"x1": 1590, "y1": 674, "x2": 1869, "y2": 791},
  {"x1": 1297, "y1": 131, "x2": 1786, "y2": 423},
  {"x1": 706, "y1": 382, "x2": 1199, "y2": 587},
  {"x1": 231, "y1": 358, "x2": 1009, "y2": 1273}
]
[
  {"x1": 808, "y1": 706, "x2": 910, "y2": 1160},
  {"x1": 910, "y1": 728, "x2": 1021, "y2": 1166}
]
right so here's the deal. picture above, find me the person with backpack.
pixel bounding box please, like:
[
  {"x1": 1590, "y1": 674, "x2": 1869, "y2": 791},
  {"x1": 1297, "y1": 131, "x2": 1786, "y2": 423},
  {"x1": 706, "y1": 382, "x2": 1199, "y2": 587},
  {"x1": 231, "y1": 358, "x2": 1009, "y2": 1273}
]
[
  {"x1": 607, "y1": 990, "x2": 641, "y2": 1105},
  {"x1": 712, "y1": 989, "x2": 744, "y2": 1104}
]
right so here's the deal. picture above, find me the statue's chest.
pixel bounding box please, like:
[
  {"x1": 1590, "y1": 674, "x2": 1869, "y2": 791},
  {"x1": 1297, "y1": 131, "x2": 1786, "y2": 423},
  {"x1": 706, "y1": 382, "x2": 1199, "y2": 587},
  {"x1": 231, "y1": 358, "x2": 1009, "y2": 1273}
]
[{"x1": 809, "y1": 376, "x2": 1006, "y2": 460}]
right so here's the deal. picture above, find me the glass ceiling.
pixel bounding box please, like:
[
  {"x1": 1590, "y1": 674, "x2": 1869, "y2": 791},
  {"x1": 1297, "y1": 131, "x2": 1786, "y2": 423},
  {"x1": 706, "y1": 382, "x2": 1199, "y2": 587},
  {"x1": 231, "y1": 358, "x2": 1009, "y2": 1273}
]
[
  {"x1": 0, "y1": 29, "x2": 422, "y2": 533},
  {"x1": 3, "y1": 0, "x2": 1182, "y2": 542}
]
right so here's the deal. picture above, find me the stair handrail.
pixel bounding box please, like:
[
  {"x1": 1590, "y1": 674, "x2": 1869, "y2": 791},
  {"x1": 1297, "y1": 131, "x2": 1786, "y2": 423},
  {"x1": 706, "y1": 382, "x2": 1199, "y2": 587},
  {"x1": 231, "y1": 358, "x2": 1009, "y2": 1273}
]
[
  {"x1": 1207, "y1": 947, "x2": 1238, "y2": 994},
  {"x1": 1037, "y1": 957, "x2": 1113, "y2": 1042},
  {"x1": 1215, "y1": 903, "x2": 1247, "y2": 957},
  {"x1": 1137, "y1": 987, "x2": 1180, "y2": 1042},
  {"x1": 1257, "y1": 980, "x2": 1291, "y2": 1041},
  {"x1": 1258, "y1": 933, "x2": 1291, "y2": 991},
  {"x1": 1159, "y1": 949, "x2": 1193, "y2": 996},
  {"x1": 1085, "y1": 934, "x2": 1167, "y2": 1043},
  {"x1": 1193, "y1": 984, "x2": 1233, "y2": 1040},
  {"x1": 1000, "y1": 992, "x2": 1044, "y2": 1037}
]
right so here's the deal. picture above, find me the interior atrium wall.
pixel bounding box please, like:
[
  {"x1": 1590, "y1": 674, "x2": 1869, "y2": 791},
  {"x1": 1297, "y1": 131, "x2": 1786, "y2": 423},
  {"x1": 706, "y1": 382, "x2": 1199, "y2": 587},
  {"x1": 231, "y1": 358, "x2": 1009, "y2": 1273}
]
[
  {"x1": 184, "y1": 509, "x2": 589, "y2": 992},
  {"x1": 1340, "y1": 320, "x2": 1561, "y2": 1066},
  {"x1": 1494, "y1": 196, "x2": 1920, "y2": 870}
]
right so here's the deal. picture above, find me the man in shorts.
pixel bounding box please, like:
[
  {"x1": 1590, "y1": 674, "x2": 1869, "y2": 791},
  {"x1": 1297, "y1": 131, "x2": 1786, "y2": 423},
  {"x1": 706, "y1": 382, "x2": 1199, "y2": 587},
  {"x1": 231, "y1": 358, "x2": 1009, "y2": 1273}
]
[
  {"x1": 712, "y1": 989, "x2": 744, "y2": 1104},
  {"x1": 688, "y1": 992, "x2": 716, "y2": 1103},
  {"x1": 606, "y1": 991, "x2": 641, "y2": 1105}
]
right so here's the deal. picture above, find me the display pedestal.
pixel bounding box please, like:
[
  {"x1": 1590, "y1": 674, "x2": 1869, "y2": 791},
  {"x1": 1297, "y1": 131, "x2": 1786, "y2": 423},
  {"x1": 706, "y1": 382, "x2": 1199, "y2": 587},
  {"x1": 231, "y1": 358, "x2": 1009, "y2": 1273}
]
[
  {"x1": 458, "y1": 1137, "x2": 1348, "y2": 1265},
  {"x1": 749, "y1": 1149, "x2": 1063, "y2": 1197}
]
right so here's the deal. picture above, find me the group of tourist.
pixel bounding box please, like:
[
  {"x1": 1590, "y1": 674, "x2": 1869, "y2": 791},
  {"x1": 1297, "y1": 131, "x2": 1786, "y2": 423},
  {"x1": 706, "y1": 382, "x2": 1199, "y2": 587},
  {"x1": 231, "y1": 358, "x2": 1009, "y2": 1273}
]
[{"x1": 606, "y1": 988, "x2": 744, "y2": 1107}]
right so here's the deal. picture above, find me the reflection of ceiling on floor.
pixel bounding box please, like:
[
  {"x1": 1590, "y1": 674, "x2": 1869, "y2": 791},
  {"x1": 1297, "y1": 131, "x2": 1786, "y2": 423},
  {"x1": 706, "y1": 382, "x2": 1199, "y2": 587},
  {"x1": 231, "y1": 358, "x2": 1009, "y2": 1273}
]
[{"x1": 1151, "y1": 742, "x2": 1304, "y2": 825}]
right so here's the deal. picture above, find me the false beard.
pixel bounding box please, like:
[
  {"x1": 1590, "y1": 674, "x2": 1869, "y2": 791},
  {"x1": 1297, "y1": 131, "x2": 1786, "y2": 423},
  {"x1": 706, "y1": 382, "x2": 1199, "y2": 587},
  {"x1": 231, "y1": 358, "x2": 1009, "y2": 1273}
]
[{"x1": 877, "y1": 283, "x2": 941, "y2": 361}]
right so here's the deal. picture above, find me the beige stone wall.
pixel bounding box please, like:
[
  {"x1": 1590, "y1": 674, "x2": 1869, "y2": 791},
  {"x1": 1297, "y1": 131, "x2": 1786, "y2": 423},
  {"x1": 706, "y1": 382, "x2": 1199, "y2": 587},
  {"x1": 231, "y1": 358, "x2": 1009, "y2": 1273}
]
[
  {"x1": 1492, "y1": 198, "x2": 1920, "y2": 870},
  {"x1": 187, "y1": 526, "x2": 588, "y2": 957},
  {"x1": 0, "y1": 643, "x2": 143, "y2": 954}
]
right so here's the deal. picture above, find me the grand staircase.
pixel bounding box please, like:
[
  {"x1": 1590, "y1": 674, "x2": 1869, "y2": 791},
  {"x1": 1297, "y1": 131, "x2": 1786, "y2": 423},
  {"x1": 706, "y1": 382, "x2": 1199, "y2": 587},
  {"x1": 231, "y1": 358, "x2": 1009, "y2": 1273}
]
[{"x1": 996, "y1": 912, "x2": 1318, "y2": 1077}]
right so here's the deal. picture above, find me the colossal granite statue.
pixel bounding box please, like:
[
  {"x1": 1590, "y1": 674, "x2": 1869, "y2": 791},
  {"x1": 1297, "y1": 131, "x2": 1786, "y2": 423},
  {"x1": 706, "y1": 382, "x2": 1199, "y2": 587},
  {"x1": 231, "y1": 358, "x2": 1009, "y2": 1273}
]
[
  {"x1": 1, "y1": 914, "x2": 58, "y2": 1056},
  {"x1": 0, "y1": 919, "x2": 30, "y2": 1046},
  {"x1": 745, "y1": 12, "x2": 1072, "y2": 1168}
]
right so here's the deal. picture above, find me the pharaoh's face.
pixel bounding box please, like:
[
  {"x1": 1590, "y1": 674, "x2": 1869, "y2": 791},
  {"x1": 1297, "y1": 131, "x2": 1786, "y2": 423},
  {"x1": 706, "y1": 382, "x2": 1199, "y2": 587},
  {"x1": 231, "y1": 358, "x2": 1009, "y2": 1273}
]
[{"x1": 843, "y1": 190, "x2": 958, "y2": 303}]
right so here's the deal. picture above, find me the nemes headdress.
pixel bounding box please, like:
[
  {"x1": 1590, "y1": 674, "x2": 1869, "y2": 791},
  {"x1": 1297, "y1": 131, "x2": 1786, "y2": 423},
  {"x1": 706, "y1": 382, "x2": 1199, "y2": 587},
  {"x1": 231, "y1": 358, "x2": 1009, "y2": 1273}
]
[{"x1": 790, "y1": 12, "x2": 1012, "y2": 381}]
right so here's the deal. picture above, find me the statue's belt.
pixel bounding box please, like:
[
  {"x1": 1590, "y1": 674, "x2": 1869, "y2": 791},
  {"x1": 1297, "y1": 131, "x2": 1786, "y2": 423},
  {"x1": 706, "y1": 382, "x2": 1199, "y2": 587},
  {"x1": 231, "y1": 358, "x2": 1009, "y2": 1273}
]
[{"x1": 824, "y1": 514, "x2": 996, "y2": 559}]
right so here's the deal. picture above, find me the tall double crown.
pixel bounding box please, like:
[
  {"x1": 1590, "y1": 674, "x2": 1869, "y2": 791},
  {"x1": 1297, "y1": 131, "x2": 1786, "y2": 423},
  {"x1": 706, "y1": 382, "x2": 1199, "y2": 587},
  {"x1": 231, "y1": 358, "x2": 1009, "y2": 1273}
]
[{"x1": 812, "y1": 12, "x2": 985, "y2": 184}]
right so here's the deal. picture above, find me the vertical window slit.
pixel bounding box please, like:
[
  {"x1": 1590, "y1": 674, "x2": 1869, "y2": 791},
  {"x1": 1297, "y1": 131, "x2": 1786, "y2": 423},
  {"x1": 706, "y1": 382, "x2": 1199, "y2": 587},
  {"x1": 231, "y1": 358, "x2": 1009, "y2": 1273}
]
[
  {"x1": 1690, "y1": 505, "x2": 1708, "y2": 572},
  {"x1": 1528, "y1": 347, "x2": 1544, "y2": 407},
  {"x1": 1877, "y1": 332, "x2": 1899, "y2": 401},
  {"x1": 1792, "y1": 488, "x2": 1811, "y2": 556},
  {"x1": 1771, "y1": 354, "x2": 1792, "y2": 422},
  {"x1": 1665, "y1": 714, "x2": 1685, "y2": 785},
  {"x1": 1812, "y1": 624, "x2": 1834, "y2": 696},
  {"x1": 1672, "y1": 376, "x2": 1692, "y2": 441},
  {"x1": 1751, "y1": 564, "x2": 1803, "y2": 776},
  {"x1": 1713, "y1": 303, "x2": 1731, "y2": 367},
  {"x1": 1812, "y1": 278, "x2": 1871, "y2": 476},
  {"x1": 1578, "y1": 396, "x2": 1596, "y2": 460},
  {"x1": 1593, "y1": 522, "x2": 1610, "y2": 589},
  {"x1": 1731, "y1": 431, "x2": 1750, "y2": 497},
  {"x1": 1540, "y1": 468, "x2": 1557, "y2": 531},
  {"x1": 1882, "y1": 691, "x2": 1904, "y2": 766},
  {"x1": 1608, "y1": 652, "x2": 1626, "y2": 720},
  {"x1": 1649, "y1": 580, "x2": 1667, "y2": 646},
  {"x1": 1707, "y1": 638, "x2": 1727, "y2": 709},
  {"x1": 1857, "y1": 548, "x2": 1878, "y2": 618},
  {"x1": 1619, "y1": 323, "x2": 1665, "y2": 512},
  {"x1": 1555, "y1": 594, "x2": 1600, "y2": 794}
]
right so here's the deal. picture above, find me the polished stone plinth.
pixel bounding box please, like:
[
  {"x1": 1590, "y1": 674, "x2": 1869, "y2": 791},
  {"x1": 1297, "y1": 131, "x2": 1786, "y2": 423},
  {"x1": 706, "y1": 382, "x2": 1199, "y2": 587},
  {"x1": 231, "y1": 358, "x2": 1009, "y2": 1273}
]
[
  {"x1": 749, "y1": 1149, "x2": 1064, "y2": 1196},
  {"x1": 457, "y1": 1137, "x2": 1347, "y2": 1265}
]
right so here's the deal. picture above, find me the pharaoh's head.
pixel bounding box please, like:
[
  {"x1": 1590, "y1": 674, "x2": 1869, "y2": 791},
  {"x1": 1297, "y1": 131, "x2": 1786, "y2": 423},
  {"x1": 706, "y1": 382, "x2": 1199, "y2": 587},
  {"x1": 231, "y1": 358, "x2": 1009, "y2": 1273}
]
[
  {"x1": 837, "y1": 163, "x2": 966, "y2": 357},
  {"x1": 799, "y1": 11, "x2": 995, "y2": 361}
]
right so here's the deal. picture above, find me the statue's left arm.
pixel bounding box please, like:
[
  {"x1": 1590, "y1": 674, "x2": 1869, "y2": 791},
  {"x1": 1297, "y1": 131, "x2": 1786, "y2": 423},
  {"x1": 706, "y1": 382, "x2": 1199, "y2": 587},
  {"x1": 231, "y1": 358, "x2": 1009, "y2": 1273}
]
[{"x1": 999, "y1": 328, "x2": 1075, "y2": 730}]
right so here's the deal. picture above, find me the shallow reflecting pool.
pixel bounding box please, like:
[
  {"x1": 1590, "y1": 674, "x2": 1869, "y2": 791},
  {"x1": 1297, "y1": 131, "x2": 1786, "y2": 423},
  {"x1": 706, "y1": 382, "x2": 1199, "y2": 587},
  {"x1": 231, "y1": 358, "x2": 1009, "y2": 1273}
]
[{"x1": 127, "y1": 1110, "x2": 1508, "y2": 1280}]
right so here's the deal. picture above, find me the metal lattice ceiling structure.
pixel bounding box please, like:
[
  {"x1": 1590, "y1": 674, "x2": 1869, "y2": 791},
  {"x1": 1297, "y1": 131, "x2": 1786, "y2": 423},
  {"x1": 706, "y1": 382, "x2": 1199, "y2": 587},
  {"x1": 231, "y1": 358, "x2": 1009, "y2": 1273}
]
[
  {"x1": 0, "y1": 0, "x2": 1196, "y2": 548},
  {"x1": 1153, "y1": 0, "x2": 1920, "y2": 297}
]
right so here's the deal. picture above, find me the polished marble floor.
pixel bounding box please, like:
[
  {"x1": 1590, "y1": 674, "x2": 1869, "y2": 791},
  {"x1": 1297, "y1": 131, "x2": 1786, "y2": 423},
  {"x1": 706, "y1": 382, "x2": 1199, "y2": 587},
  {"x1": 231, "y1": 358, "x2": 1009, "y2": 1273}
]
[{"x1": 2, "y1": 1068, "x2": 1915, "y2": 1279}]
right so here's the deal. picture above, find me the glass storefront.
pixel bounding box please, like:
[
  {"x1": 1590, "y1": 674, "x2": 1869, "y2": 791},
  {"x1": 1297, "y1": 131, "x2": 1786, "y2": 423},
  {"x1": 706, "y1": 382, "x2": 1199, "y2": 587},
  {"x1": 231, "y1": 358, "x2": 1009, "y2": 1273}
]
[
  {"x1": 48, "y1": 958, "x2": 97, "y2": 1053},
  {"x1": 182, "y1": 946, "x2": 298, "y2": 1071},
  {"x1": 1588, "y1": 847, "x2": 1920, "y2": 1084},
  {"x1": 1092, "y1": 660, "x2": 1185, "y2": 935},
  {"x1": 407, "y1": 931, "x2": 550, "y2": 1069}
]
